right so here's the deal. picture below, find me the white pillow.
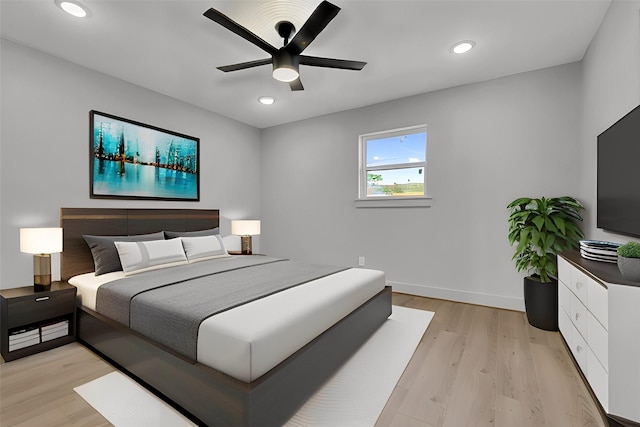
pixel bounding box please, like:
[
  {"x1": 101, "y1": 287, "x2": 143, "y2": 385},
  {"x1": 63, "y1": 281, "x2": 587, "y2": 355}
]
[
  {"x1": 181, "y1": 235, "x2": 230, "y2": 263},
  {"x1": 114, "y1": 239, "x2": 188, "y2": 276}
]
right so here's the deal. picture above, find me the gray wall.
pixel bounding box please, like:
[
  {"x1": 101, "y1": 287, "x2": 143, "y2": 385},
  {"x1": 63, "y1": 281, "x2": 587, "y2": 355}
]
[
  {"x1": 260, "y1": 62, "x2": 583, "y2": 311},
  {"x1": 580, "y1": 0, "x2": 640, "y2": 245},
  {"x1": 0, "y1": 39, "x2": 262, "y2": 288}
]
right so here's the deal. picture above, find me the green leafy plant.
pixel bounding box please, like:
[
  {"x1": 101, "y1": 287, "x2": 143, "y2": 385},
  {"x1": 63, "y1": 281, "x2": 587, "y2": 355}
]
[
  {"x1": 507, "y1": 196, "x2": 584, "y2": 283},
  {"x1": 617, "y1": 241, "x2": 640, "y2": 258}
]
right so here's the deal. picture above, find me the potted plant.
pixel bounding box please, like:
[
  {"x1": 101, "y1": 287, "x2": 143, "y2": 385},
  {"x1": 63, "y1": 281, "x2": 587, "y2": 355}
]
[
  {"x1": 507, "y1": 196, "x2": 584, "y2": 330},
  {"x1": 617, "y1": 241, "x2": 640, "y2": 282}
]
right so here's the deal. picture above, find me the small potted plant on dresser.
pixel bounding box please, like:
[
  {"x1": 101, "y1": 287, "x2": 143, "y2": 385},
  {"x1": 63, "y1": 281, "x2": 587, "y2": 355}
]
[
  {"x1": 617, "y1": 241, "x2": 640, "y2": 282},
  {"x1": 507, "y1": 196, "x2": 584, "y2": 330}
]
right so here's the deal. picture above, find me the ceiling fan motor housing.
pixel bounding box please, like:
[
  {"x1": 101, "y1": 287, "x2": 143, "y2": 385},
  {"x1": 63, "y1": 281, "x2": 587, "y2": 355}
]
[{"x1": 275, "y1": 21, "x2": 296, "y2": 45}]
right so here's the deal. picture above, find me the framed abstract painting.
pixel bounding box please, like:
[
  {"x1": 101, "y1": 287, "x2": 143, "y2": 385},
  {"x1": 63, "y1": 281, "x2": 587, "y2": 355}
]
[{"x1": 90, "y1": 111, "x2": 199, "y2": 201}]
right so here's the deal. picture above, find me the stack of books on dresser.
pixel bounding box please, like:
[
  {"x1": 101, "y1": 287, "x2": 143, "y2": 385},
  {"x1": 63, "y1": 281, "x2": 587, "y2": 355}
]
[{"x1": 579, "y1": 240, "x2": 620, "y2": 263}]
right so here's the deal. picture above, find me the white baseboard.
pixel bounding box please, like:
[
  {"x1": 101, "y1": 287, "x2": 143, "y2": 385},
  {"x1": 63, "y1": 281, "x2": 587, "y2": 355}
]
[{"x1": 389, "y1": 281, "x2": 525, "y2": 312}]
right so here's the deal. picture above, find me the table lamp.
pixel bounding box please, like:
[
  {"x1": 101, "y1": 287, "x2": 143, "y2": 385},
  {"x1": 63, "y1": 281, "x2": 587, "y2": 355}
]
[
  {"x1": 20, "y1": 227, "x2": 63, "y2": 291},
  {"x1": 231, "y1": 220, "x2": 260, "y2": 255}
]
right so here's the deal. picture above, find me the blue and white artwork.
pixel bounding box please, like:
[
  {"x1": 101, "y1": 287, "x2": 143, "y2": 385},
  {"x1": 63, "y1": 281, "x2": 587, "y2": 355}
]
[{"x1": 90, "y1": 111, "x2": 199, "y2": 201}]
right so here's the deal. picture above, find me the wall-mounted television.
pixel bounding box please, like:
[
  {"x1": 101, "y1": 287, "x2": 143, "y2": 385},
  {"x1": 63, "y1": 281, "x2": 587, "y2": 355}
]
[{"x1": 597, "y1": 104, "x2": 640, "y2": 238}]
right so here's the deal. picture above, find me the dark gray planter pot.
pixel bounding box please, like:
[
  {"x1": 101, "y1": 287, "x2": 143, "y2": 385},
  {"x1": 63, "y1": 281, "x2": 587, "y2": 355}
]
[
  {"x1": 523, "y1": 276, "x2": 558, "y2": 331},
  {"x1": 618, "y1": 256, "x2": 640, "y2": 282}
]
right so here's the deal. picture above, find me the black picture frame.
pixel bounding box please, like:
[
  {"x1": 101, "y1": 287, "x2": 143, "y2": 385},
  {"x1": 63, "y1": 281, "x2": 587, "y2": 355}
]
[{"x1": 90, "y1": 110, "x2": 200, "y2": 201}]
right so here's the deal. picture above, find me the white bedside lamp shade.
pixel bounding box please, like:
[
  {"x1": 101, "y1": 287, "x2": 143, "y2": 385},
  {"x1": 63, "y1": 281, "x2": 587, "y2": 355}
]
[
  {"x1": 20, "y1": 227, "x2": 63, "y2": 290},
  {"x1": 231, "y1": 220, "x2": 260, "y2": 255},
  {"x1": 20, "y1": 228, "x2": 63, "y2": 254},
  {"x1": 231, "y1": 220, "x2": 261, "y2": 236}
]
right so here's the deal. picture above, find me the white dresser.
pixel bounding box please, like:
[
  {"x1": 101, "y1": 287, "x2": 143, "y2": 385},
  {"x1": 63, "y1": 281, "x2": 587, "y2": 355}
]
[{"x1": 558, "y1": 252, "x2": 640, "y2": 426}]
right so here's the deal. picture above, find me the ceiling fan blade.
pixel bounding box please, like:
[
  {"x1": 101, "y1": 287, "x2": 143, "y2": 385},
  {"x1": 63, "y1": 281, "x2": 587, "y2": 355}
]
[
  {"x1": 286, "y1": 1, "x2": 340, "y2": 55},
  {"x1": 299, "y1": 55, "x2": 366, "y2": 70},
  {"x1": 217, "y1": 58, "x2": 273, "y2": 73},
  {"x1": 289, "y1": 77, "x2": 304, "y2": 91},
  {"x1": 203, "y1": 8, "x2": 278, "y2": 56}
]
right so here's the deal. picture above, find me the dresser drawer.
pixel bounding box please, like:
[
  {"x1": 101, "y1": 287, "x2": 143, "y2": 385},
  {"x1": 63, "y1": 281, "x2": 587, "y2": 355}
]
[
  {"x1": 6, "y1": 290, "x2": 75, "y2": 328},
  {"x1": 570, "y1": 292, "x2": 588, "y2": 339},
  {"x1": 588, "y1": 346, "x2": 609, "y2": 411},
  {"x1": 558, "y1": 256, "x2": 571, "y2": 287},
  {"x1": 587, "y1": 277, "x2": 608, "y2": 330},
  {"x1": 571, "y1": 322, "x2": 588, "y2": 373},
  {"x1": 587, "y1": 311, "x2": 608, "y2": 370},
  {"x1": 570, "y1": 267, "x2": 589, "y2": 305},
  {"x1": 559, "y1": 307, "x2": 572, "y2": 347},
  {"x1": 559, "y1": 280, "x2": 571, "y2": 316}
]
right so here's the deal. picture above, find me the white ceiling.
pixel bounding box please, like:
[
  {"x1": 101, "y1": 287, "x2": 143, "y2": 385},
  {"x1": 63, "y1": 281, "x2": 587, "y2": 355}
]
[{"x1": 0, "y1": 0, "x2": 610, "y2": 129}]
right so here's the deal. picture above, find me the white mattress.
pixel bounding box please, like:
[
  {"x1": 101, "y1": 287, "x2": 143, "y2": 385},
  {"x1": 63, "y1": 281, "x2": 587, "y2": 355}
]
[{"x1": 70, "y1": 264, "x2": 386, "y2": 382}]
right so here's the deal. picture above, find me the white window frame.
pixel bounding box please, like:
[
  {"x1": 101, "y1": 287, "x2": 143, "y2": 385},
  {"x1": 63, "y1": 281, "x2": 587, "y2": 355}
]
[{"x1": 356, "y1": 124, "x2": 431, "y2": 208}]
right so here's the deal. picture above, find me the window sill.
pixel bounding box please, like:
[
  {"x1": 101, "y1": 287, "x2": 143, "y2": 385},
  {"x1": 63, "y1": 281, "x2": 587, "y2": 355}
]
[{"x1": 354, "y1": 197, "x2": 432, "y2": 208}]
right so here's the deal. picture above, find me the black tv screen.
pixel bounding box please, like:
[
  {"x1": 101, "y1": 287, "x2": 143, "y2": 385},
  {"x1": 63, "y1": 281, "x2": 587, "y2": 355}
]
[{"x1": 597, "y1": 104, "x2": 640, "y2": 237}]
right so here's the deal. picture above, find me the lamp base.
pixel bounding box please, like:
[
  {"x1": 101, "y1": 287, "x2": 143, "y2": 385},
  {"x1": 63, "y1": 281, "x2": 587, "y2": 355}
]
[
  {"x1": 33, "y1": 254, "x2": 52, "y2": 291},
  {"x1": 240, "y1": 236, "x2": 253, "y2": 255}
]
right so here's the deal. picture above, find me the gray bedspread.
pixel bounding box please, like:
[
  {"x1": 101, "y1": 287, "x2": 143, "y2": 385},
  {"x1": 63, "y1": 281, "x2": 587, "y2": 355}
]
[{"x1": 95, "y1": 256, "x2": 348, "y2": 361}]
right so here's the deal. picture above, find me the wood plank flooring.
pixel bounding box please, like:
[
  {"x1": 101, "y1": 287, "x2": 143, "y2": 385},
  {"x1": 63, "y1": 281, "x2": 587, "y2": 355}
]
[
  {"x1": 0, "y1": 294, "x2": 606, "y2": 426},
  {"x1": 379, "y1": 294, "x2": 606, "y2": 427}
]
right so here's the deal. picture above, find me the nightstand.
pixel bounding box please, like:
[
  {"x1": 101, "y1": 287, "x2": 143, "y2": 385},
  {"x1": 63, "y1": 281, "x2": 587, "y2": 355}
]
[{"x1": 0, "y1": 281, "x2": 76, "y2": 362}]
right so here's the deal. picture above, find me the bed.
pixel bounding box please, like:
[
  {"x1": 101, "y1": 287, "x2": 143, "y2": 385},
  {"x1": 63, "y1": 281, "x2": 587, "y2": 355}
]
[{"x1": 60, "y1": 208, "x2": 392, "y2": 426}]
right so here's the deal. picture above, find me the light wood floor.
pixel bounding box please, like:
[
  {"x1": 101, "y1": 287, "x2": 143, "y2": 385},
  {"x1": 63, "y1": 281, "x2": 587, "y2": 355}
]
[{"x1": 0, "y1": 294, "x2": 606, "y2": 427}]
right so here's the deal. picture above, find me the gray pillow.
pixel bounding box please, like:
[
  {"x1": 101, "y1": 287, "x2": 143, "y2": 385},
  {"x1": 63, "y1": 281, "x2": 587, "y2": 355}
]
[
  {"x1": 164, "y1": 227, "x2": 219, "y2": 239},
  {"x1": 83, "y1": 231, "x2": 165, "y2": 275}
]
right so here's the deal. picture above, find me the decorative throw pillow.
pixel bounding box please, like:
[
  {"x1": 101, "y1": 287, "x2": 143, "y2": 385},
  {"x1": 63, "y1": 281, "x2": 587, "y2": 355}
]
[
  {"x1": 83, "y1": 232, "x2": 165, "y2": 276},
  {"x1": 114, "y1": 238, "x2": 188, "y2": 276},
  {"x1": 164, "y1": 228, "x2": 219, "y2": 239},
  {"x1": 181, "y1": 235, "x2": 230, "y2": 263}
]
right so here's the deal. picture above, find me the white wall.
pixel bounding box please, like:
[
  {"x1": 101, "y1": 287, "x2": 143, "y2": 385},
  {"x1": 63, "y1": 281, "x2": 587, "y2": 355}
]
[
  {"x1": 0, "y1": 39, "x2": 262, "y2": 289},
  {"x1": 260, "y1": 62, "x2": 583, "y2": 311},
  {"x1": 580, "y1": 0, "x2": 640, "y2": 244}
]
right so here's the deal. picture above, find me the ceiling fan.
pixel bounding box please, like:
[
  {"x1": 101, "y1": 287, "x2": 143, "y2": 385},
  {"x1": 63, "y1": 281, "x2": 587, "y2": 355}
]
[{"x1": 203, "y1": 1, "x2": 366, "y2": 91}]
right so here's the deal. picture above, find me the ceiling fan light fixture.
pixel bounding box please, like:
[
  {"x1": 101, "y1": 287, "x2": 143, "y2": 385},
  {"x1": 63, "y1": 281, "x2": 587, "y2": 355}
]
[
  {"x1": 272, "y1": 66, "x2": 299, "y2": 82},
  {"x1": 54, "y1": 0, "x2": 90, "y2": 18},
  {"x1": 272, "y1": 50, "x2": 300, "y2": 82},
  {"x1": 451, "y1": 40, "x2": 475, "y2": 54}
]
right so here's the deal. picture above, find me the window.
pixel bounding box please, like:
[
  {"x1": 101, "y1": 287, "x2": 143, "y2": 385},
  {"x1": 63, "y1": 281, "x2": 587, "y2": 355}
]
[{"x1": 357, "y1": 125, "x2": 429, "y2": 207}]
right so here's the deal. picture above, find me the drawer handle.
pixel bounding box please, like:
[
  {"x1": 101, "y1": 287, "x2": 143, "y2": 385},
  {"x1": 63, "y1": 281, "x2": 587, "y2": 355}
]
[
  {"x1": 575, "y1": 312, "x2": 581, "y2": 321},
  {"x1": 576, "y1": 345, "x2": 583, "y2": 353},
  {"x1": 576, "y1": 282, "x2": 583, "y2": 290},
  {"x1": 35, "y1": 296, "x2": 50, "y2": 302}
]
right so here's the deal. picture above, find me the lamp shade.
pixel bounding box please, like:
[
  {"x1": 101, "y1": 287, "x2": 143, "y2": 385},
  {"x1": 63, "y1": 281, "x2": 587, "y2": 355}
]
[
  {"x1": 20, "y1": 228, "x2": 63, "y2": 254},
  {"x1": 231, "y1": 220, "x2": 261, "y2": 236}
]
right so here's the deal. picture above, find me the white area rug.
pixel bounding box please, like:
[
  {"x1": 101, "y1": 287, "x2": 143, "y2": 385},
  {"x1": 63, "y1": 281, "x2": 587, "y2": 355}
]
[{"x1": 74, "y1": 306, "x2": 434, "y2": 427}]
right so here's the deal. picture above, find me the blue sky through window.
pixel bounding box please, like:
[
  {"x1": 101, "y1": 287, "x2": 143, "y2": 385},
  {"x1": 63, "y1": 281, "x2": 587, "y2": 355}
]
[{"x1": 366, "y1": 132, "x2": 426, "y2": 167}]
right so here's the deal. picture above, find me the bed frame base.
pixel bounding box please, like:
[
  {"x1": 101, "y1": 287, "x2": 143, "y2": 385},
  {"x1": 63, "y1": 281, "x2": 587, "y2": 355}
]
[{"x1": 78, "y1": 286, "x2": 392, "y2": 426}]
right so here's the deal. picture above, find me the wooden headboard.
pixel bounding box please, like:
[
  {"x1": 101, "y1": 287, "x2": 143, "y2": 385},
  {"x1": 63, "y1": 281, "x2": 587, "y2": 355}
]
[{"x1": 59, "y1": 208, "x2": 220, "y2": 280}]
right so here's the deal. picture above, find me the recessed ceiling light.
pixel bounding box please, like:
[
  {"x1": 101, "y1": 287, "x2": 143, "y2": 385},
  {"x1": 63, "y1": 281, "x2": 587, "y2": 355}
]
[
  {"x1": 450, "y1": 40, "x2": 476, "y2": 54},
  {"x1": 258, "y1": 96, "x2": 275, "y2": 105},
  {"x1": 54, "y1": 0, "x2": 90, "y2": 18}
]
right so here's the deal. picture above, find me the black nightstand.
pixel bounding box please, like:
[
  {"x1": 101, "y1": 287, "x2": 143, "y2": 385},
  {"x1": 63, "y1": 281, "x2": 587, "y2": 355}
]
[{"x1": 0, "y1": 281, "x2": 76, "y2": 362}]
